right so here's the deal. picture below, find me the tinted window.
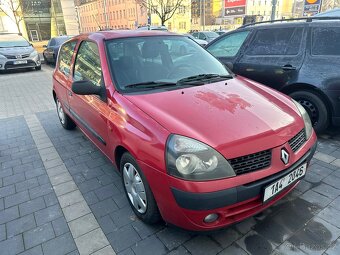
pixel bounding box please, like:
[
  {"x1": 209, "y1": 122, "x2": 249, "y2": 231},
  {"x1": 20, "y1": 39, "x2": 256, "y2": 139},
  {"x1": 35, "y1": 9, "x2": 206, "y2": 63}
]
[
  {"x1": 74, "y1": 41, "x2": 102, "y2": 87},
  {"x1": 48, "y1": 39, "x2": 56, "y2": 47},
  {"x1": 198, "y1": 33, "x2": 206, "y2": 40},
  {"x1": 246, "y1": 27, "x2": 303, "y2": 56},
  {"x1": 312, "y1": 27, "x2": 340, "y2": 56},
  {"x1": 0, "y1": 34, "x2": 30, "y2": 47},
  {"x1": 58, "y1": 41, "x2": 76, "y2": 77},
  {"x1": 208, "y1": 31, "x2": 249, "y2": 57}
]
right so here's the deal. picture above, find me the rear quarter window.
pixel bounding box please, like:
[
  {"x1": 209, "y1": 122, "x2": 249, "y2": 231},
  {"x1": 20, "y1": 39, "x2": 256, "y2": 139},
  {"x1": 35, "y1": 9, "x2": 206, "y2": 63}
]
[
  {"x1": 246, "y1": 27, "x2": 304, "y2": 56},
  {"x1": 58, "y1": 41, "x2": 77, "y2": 77},
  {"x1": 312, "y1": 27, "x2": 340, "y2": 56}
]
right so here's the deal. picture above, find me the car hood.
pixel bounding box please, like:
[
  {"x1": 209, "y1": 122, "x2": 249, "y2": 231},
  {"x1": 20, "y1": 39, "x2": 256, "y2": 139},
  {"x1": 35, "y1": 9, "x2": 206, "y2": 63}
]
[
  {"x1": 0, "y1": 46, "x2": 34, "y2": 56},
  {"x1": 124, "y1": 77, "x2": 304, "y2": 158}
]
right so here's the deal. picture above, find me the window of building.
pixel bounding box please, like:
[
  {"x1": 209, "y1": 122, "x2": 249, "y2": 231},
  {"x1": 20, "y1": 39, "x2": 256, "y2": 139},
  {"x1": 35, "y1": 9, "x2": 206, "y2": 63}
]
[
  {"x1": 58, "y1": 41, "x2": 77, "y2": 77},
  {"x1": 179, "y1": 22, "x2": 186, "y2": 30},
  {"x1": 312, "y1": 27, "x2": 340, "y2": 55},
  {"x1": 246, "y1": 28, "x2": 303, "y2": 56},
  {"x1": 74, "y1": 41, "x2": 102, "y2": 88},
  {"x1": 178, "y1": 6, "x2": 186, "y2": 14}
]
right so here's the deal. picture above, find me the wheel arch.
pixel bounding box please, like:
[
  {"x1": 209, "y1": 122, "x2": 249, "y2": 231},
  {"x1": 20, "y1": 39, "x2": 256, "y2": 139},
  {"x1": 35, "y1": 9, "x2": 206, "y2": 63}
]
[
  {"x1": 52, "y1": 90, "x2": 57, "y2": 103},
  {"x1": 281, "y1": 83, "x2": 333, "y2": 116},
  {"x1": 114, "y1": 145, "x2": 129, "y2": 170}
]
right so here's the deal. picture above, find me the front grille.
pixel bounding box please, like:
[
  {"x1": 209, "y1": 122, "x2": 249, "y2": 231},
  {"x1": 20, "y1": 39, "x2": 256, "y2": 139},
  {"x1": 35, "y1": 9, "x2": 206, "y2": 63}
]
[
  {"x1": 289, "y1": 129, "x2": 306, "y2": 153},
  {"x1": 4, "y1": 54, "x2": 30, "y2": 59},
  {"x1": 229, "y1": 150, "x2": 272, "y2": 175}
]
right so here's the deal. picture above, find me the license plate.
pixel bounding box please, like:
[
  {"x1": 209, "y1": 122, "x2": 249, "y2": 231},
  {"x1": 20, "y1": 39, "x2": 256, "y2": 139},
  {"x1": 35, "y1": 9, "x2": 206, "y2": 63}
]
[
  {"x1": 13, "y1": 60, "x2": 27, "y2": 65},
  {"x1": 263, "y1": 163, "x2": 307, "y2": 202}
]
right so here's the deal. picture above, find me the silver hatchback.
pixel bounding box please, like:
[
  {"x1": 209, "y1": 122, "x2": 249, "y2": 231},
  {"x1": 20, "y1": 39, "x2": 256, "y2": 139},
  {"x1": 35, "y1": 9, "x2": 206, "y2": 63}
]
[{"x1": 0, "y1": 33, "x2": 41, "y2": 71}]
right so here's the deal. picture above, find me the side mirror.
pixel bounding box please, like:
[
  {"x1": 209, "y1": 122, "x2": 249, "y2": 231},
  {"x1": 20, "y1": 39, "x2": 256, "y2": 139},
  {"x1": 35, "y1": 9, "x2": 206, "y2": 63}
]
[
  {"x1": 72, "y1": 80, "x2": 106, "y2": 101},
  {"x1": 224, "y1": 62, "x2": 234, "y2": 71}
]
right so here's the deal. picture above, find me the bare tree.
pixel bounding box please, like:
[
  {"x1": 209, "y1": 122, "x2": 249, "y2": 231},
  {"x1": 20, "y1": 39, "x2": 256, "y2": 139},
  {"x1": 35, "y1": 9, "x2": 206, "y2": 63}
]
[
  {"x1": 139, "y1": 0, "x2": 184, "y2": 26},
  {"x1": 0, "y1": 0, "x2": 25, "y2": 34}
]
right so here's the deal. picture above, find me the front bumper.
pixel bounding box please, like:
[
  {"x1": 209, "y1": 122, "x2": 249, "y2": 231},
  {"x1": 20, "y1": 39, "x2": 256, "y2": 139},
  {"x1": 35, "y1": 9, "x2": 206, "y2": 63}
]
[
  {"x1": 0, "y1": 55, "x2": 41, "y2": 70},
  {"x1": 140, "y1": 132, "x2": 317, "y2": 231}
]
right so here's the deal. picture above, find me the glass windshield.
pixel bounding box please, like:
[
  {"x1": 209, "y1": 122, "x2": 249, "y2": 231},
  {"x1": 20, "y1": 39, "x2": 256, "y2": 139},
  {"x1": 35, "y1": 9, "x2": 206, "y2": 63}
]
[
  {"x1": 106, "y1": 36, "x2": 230, "y2": 91},
  {"x1": 0, "y1": 34, "x2": 30, "y2": 47}
]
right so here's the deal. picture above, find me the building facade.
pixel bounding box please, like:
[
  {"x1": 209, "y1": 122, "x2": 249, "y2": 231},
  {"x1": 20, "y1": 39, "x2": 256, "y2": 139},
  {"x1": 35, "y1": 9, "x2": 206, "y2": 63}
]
[
  {"x1": 75, "y1": 0, "x2": 148, "y2": 32},
  {"x1": 0, "y1": 0, "x2": 79, "y2": 41},
  {"x1": 150, "y1": 0, "x2": 192, "y2": 33}
]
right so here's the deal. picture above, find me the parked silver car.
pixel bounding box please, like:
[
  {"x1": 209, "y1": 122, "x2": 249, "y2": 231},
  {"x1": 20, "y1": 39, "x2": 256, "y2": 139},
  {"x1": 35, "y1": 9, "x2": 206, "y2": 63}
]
[{"x1": 0, "y1": 33, "x2": 41, "y2": 71}]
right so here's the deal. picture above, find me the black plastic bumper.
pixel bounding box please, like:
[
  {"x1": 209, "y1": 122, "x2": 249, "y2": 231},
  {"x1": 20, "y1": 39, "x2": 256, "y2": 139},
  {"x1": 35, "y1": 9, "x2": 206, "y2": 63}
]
[{"x1": 171, "y1": 142, "x2": 317, "y2": 211}]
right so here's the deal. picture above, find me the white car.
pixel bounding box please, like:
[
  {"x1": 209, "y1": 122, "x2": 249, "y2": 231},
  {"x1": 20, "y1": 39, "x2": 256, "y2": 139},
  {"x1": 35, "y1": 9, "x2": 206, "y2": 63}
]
[{"x1": 184, "y1": 34, "x2": 208, "y2": 47}]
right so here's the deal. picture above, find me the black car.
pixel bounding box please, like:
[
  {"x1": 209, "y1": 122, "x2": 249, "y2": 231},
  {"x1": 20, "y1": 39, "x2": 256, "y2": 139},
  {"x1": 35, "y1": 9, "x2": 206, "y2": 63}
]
[
  {"x1": 206, "y1": 18, "x2": 340, "y2": 133},
  {"x1": 43, "y1": 36, "x2": 72, "y2": 64}
]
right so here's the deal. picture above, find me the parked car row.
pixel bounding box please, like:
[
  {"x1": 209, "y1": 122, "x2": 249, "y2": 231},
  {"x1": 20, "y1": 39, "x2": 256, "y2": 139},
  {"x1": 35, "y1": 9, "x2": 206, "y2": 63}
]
[{"x1": 52, "y1": 28, "x2": 317, "y2": 231}]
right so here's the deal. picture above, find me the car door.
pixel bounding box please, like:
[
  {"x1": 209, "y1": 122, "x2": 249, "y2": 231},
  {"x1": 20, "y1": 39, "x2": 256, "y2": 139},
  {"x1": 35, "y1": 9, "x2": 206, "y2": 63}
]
[
  {"x1": 68, "y1": 40, "x2": 110, "y2": 154},
  {"x1": 236, "y1": 26, "x2": 306, "y2": 90},
  {"x1": 207, "y1": 30, "x2": 251, "y2": 71},
  {"x1": 53, "y1": 40, "x2": 77, "y2": 113}
]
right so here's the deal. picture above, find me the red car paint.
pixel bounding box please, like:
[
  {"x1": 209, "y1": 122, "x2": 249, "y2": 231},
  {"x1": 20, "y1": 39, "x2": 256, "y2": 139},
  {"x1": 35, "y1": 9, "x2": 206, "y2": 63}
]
[{"x1": 53, "y1": 31, "x2": 317, "y2": 231}]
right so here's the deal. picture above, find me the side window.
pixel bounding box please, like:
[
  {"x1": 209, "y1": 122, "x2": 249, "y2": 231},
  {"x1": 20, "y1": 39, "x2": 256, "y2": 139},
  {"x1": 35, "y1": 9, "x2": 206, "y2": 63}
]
[
  {"x1": 48, "y1": 39, "x2": 56, "y2": 47},
  {"x1": 207, "y1": 31, "x2": 249, "y2": 57},
  {"x1": 58, "y1": 41, "x2": 76, "y2": 77},
  {"x1": 73, "y1": 41, "x2": 102, "y2": 87},
  {"x1": 312, "y1": 27, "x2": 340, "y2": 56},
  {"x1": 192, "y1": 32, "x2": 198, "y2": 39},
  {"x1": 198, "y1": 33, "x2": 206, "y2": 40},
  {"x1": 246, "y1": 27, "x2": 303, "y2": 56}
]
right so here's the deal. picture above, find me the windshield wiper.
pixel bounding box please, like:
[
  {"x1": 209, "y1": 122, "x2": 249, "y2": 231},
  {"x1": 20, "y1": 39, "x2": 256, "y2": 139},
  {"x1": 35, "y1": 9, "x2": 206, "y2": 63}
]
[
  {"x1": 177, "y1": 74, "x2": 233, "y2": 84},
  {"x1": 125, "y1": 81, "x2": 177, "y2": 89}
]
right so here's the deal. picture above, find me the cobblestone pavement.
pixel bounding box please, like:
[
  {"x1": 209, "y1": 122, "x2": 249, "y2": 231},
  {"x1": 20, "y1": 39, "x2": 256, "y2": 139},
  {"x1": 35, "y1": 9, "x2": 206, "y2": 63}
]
[{"x1": 0, "y1": 66, "x2": 340, "y2": 255}]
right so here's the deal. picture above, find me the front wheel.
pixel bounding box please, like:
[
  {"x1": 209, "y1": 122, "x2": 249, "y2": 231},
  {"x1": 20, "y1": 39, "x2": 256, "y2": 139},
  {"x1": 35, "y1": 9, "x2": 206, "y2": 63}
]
[
  {"x1": 35, "y1": 65, "x2": 41, "y2": 71},
  {"x1": 289, "y1": 90, "x2": 329, "y2": 133},
  {"x1": 121, "y1": 152, "x2": 161, "y2": 224},
  {"x1": 56, "y1": 97, "x2": 76, "y2": 130}
]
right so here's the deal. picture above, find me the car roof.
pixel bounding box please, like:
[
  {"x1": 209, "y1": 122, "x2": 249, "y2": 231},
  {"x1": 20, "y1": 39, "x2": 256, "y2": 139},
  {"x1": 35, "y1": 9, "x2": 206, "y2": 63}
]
[{"x1": 73, "y1": 30, "x2": 181, "y2": 41}]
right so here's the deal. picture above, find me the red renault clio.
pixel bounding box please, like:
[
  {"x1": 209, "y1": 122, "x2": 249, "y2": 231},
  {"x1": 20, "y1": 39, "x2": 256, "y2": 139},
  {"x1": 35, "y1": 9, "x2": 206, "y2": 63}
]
[{"x1": 52, "y1": 31, "x2": 317, "y2": 231}]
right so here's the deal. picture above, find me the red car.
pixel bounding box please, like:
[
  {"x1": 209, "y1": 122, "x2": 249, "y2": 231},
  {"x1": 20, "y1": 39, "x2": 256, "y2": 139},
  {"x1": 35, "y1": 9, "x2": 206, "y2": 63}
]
[{"x1": 52, "y1": 31, "x2": 317, "y2": 231}]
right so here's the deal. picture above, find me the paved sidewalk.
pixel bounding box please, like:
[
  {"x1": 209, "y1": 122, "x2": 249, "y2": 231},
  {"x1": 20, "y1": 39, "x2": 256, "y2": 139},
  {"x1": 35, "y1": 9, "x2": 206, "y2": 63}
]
[{"x1": 0, "y1": 67, "x2": 340, "y2": 255}]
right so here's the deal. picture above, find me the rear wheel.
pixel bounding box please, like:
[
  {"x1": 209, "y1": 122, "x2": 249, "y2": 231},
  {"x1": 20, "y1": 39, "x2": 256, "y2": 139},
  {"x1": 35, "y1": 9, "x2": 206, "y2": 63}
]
[
  {"x1": 121, "y1": 152, "x2": 161, "y2": 224},
  {"x1": 35, "y1": 65, "x2": 41, "y2": 71},
  {"x1": 56, "y1": 97, "x2": 76, "y2": 130},
  {"x1": 289, "y1": 90, "x2": 329, "y2": 133}
]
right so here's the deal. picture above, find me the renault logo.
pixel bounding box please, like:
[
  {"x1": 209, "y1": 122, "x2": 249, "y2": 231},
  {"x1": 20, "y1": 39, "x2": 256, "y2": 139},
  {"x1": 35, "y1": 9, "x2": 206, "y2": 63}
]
[{"x1": 281, "y1": 148, "x2": 289, "y2": 165}]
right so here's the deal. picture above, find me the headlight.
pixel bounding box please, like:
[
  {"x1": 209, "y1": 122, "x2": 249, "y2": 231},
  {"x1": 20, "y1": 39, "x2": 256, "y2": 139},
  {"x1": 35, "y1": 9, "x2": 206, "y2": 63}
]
[
  {"x1": 292, "y1": 99, "x2": 313, "y2": 139},
  {"x1": 30, "y1": 50, "x2": 38, "y2": 57},
  {"x1": 166, "y1": 135, "x2": 235, "y2": 181}
]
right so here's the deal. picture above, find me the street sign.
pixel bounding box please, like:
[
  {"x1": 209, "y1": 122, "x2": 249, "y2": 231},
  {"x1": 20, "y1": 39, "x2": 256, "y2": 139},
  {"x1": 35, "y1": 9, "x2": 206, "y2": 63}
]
[
  {"x1": 224, "y1": 0, "x2": 246, "y2": 16},
  {"x1": 225, "y1": 6, "x2": 246, "y2": 16},
  {"x1": 303, "y1": 0, "x2": 322, "y2": 16}
]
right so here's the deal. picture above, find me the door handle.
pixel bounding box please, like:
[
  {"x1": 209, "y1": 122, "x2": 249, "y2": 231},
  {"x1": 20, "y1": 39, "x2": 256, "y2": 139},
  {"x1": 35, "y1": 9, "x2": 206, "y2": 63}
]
[
  {"x1": 68, "y1": 91, "x2": 73, "y2": 96},
  {"x1": 282, "y1": 65, "x2": 296, "y2": 71}
]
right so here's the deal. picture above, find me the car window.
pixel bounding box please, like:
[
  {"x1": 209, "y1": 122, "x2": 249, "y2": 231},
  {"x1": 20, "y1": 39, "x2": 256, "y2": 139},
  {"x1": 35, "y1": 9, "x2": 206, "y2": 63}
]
[
  {"x1": 73, "y1": 41, "x2": 102, "y2": 87},
  {"x1": 192, "y1": 32, "x2": 198, "y2": 38},
  {"x1": 0, "y1": 34, "x2": 30, "y2": 47},
  {"x1": 312, "y1": 27, "x2": 340, "y2": 56},
  {"x1": 207, "y1": 31, "x2": 249, "y2": 57},
  {"x1": 106, "y1": 36, "x2": 229, "y2": 91},
  {"x1": 198, "y1": 33, "x2": 206, "y2": 40},
  {"x1": 245, "y1": 27, "x2": 303, "y2": 56},
  {"x1": 48, "y1": 38, "x2": 56, "y2": 47},
  {"x1": 58, "y1": 41, "x2": 77, "y2": 77}
]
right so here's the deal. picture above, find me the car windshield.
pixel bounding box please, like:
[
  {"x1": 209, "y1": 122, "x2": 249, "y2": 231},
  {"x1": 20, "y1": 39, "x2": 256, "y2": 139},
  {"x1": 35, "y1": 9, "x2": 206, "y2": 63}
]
[
  {"x1": 0, "y1": 34, "x2": 30, "y2": 47},
  {"x1": 106, "y1": 36, "x2": 230, "y2": 91}
]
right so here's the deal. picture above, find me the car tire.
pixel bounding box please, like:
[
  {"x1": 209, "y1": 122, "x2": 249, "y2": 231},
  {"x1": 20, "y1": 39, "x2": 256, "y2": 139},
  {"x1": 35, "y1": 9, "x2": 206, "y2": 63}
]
[
  {"x1": 35, "y1": 65, "x2": 41, "y2": 71},
  {"x1": 120, "y1": 152, "x2": 161, "y2": 224},
  {"x1": 43, "y1": 55, "x2": 49, "y2": 65},
  {"x1": 289, "y1": 90, "x2": 329, "y2": 133},
  {"x1": 56, "y1": 97, "x2": 76, "y2": 130}
]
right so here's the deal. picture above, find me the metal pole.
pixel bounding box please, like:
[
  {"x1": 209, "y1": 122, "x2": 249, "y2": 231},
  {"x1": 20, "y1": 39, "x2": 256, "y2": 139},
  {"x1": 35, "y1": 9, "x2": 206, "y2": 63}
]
[
  {"x1": 103, "y1": 0, "x2": 109, "y2": 28},
  {"x1": 203, "y1": 0, "x2": 205, "y2": 30},
  {"x1": 271, "y1": 0, "x2": 277, "y2": 21}
]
